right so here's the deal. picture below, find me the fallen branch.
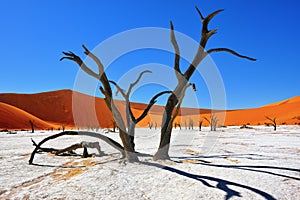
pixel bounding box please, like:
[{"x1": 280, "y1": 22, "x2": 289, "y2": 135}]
[{"x1": 29, "y1": 131, "x2": 124, "y2": 165}]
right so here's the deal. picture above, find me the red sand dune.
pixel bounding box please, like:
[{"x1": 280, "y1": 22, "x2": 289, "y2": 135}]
[
  {"x1": 0, "y1": 89, "x2": 299, "y2": 130},
  {"x1": 0, "y1": 102, "x2": 59, "y2": 130}
]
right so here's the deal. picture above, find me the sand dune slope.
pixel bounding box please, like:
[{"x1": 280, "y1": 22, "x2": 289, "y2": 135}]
[
  {"x1": 0, "y1": 102, "x2": 58, "y2": 130},
  {"x1": 0, "y1": 89, "x2": 299, "y2": 129}
]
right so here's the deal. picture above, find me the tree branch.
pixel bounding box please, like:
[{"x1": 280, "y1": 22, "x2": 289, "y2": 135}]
[
  {"x1": 82, "y1": 44, "x2": 105, "y2": 75},
  {"x1": 207, "y1": 48, "x2": 256, "y2": 61},
  {"x1": 109, "y1": 80, "x2": 127, "y2": 99},
  {"x1": 170, "y1": 21, "x2": 182, "y2": 80},
  {"x1": 136, "y1": 91, "x2": 173, "y2": 123},
  {"x1": 60, "y1": 51, "x2": 100, "y2": 80},
  {"x1": 184, "y1": 8, "x2": 224, "y2": 80},
  {"x1": 128, "y1": 70, "x2": 152, "y2": 96}
]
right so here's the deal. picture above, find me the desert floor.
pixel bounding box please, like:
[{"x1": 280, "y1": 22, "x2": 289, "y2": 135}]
[{"x1": 0, "y1": 126, "x2": 299, "y2": 199}]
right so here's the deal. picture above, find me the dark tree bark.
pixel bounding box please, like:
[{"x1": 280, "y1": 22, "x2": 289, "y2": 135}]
[
  {"x1": 29, "y1": 120, "x2": 34, "y2": 133},
  {"x1": 199, "y1": 120, "x2": 203, "y2": 131},
  {"x1": 153, "y1": 7, "x2": 256, "y2": 160}
]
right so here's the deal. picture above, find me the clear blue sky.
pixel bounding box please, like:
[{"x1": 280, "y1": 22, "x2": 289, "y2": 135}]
[{"x1": 1, "y1": 0, "x2": 299, "y2": 109}]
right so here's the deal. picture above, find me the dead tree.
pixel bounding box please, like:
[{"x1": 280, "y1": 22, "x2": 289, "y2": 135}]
[
  {"x1": 199, "y1": 120, "x2": 203, "y2": 131},
  {"x1": 204, "y1": 114, "x2": 218, "y2": 131},
  {"x1": 153, "y1": 6, "x2": 255, "y2": 160},
  {"x1": 189, "y1": 118, "x2": 194, "y2": 130},
  {"x1": 111, "y1": 120, "x2": 117, "y2": 132},
  {"x1": 29, "y1": 120, "x2": 34, "y2": 133},
  {"x1": 148, "y1": 122, "x2": 153, "y2": 129},
  {"x1": 61, "y1": 46, "x2": 138, "y2": 161},
  {"x1": 265, "y1": 116, "x2": 277, "y2": 131},
  {"x1": 61, "y1": 46, "x2": 170, "y2": 162}
]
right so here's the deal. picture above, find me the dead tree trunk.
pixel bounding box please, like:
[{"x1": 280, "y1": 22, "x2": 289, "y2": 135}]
[
  {"x1": 29, "y1": 120, "x2": 34, "y2": 133},
  {"x1": 199, "y1": 120, "x2": 203, "y2": 131},
  {"x1": 266, "y1": 116, "x2": 277, "y2": 131},
  {"x1": 154, "y1": 7, "x2": 256, "y2": 160}
]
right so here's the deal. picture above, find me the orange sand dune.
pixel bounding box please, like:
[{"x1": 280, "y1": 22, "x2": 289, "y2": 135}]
[
  {"x1": 0, "y1": 90, "x2": 299, "y2": 129},
  {"x1": 0, "y1": 102, "x2": 59, "y2": 130}
]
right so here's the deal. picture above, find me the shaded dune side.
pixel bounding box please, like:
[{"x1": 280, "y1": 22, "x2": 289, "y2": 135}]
[{"x1": 0, "y1": 102, "x2": 58, "y2": 130}]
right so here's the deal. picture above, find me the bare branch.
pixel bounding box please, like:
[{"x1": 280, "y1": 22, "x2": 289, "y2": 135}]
[
  {"x1": 136, "y1": 91, "x2": 173, "y2": 123},
  {"x1": 195, "y1": 6, "x2": 204, "y2": 20},
  {"x1": 170, "y1": 21, "x2": 182, "y2": 79},
  {"x1": 128, "y1": 70, "x2": 152, "y2": 96},
  {"x1": 60, "y1": 51, "x2": 100, "y2": 80},
  {"x1": 207, "y1": 48, "x2": 257, "y2": 61},
  {"x1": 82, "y1": 44, "x2": 104, "y2": 75},
  {"x1": 109, "y1": 80, "x2": 127, "y2": 99}
]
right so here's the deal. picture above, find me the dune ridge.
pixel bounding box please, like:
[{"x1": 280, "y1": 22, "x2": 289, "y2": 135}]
[{"x1": 0, "y1": 89, "x2": 299, "y2": 130}]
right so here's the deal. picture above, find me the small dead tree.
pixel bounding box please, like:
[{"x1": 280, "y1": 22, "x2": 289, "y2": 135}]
[
  {"x1": 148, "y1": 122, "x2": 153, "y2": 129},
  {"x1": 29, "y1": 120, "x2": 34, "y2": 133},
  {"x1": 154, "y1": 6, "x2": 255, "y2": 160},
  {"x1": 188, "y1": 118, "x2": 194, "y2": 130},
  {"x1": 111, "y1": 120, "x2": 117, "y2": 132},
  {"x1": 204, "y1": 114, "x2": 218, "y2": 131},
  {"x1": 199, "y1": 120, "x2": 203, "y2": 131},
  {"x1": 265, "y1": 116, "x2": 277, "y2": 131}
]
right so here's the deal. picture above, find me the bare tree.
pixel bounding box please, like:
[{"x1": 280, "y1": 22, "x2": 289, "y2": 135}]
[
  {"x1": 153, "y1": 7, "x2": 255, "y2": 160},
  {"x1": 189, "y1": 118, "x2": 194, "y2": 130},
  {"x1": 265, "y1": 116, "x2": 277, "y2": 131},
  {"x1": 29, "y1": 120, "x2": 34, "y2": 133},
  {"x1": 199, "y1": 120, "x2": 203, "y2": 131},
  {"x1": 61, "y1": 45, "x2": 170, "y2": 162},
  {"x1": 204, "y1": 114, "x2": 218, "y2": 131},
  {"x1": 148, "y1": 122, "x2": 153, "y2": 130},
  {"x1": 111, "y1": 120, "x2": 117, "y2": 132}
]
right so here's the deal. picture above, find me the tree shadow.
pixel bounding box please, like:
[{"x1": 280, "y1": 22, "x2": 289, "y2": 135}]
[
  {"x1": 142, "y1": 161, "x2": 276, "y2": 200},
  {"x1": 172, "y1": 154, "x2": 300, "y2": 181}
]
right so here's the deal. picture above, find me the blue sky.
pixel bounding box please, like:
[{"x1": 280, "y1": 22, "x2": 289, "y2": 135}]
[{"x1": 1, "y1": 0, "x2": 299, "y2": 109}]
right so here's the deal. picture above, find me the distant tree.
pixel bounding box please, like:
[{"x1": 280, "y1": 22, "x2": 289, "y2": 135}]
[
  {"x1": 265, "y1": 116, "x2": 277, "y2": 131},
  {"x1": 189, "y1": 118, "x2": 194, "y2": 130},
  {"x1": 111, "y1": 120, "x2": 117, "y2": 132},
  {"x1": 148, "y1": 122, "x2": 153, "y2": 130},
  {"x1": 199, "y1": 120, "x2": 203, "y2": 131},
  {"x1": 204, "y1": 114, "x2": 218, "y2": 131},
  {"x1": 29, "y1": 120, "x2": 34, "y2": 133}
]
